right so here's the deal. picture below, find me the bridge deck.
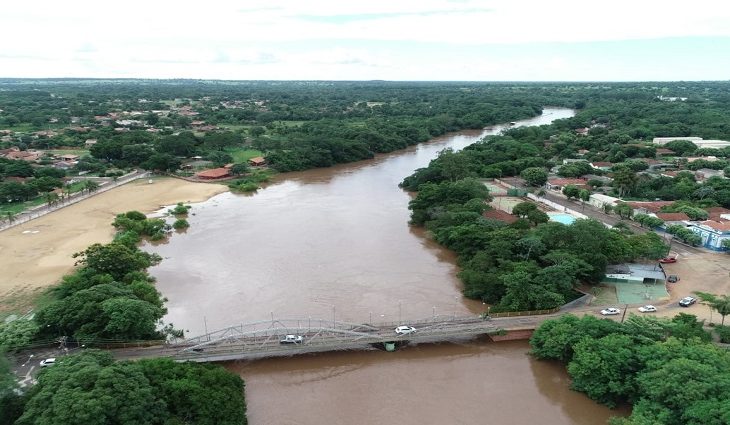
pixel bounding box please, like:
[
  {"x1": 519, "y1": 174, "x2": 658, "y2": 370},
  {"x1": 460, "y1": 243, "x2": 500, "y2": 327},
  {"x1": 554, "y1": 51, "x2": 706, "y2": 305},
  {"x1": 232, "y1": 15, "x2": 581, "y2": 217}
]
[{"x1": 113, "y1": 314, "x2": 554, "y2": 363}]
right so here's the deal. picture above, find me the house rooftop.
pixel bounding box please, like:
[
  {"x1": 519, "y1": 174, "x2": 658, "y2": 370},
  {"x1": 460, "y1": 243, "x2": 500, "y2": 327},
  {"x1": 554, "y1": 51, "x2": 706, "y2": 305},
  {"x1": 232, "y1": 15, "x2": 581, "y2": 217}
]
[
  {"x1": 605, "y1": 263, "x2": 666, "y2": 281},
  {"x1": 482, "y1": 209, "x2": 519, "y2": 224},
  {"x1": 195, "y1": 168, "x2": 230, "y2": 179},
  {"x1": 625, "y1": 201, "x2": 674, "y2": 213},
  {"x1": 655, "y1": 212, "x2": 690, "y2": 222},
  {"x1": 698, "y1": 220, "x2": 730, "y2": 232}
]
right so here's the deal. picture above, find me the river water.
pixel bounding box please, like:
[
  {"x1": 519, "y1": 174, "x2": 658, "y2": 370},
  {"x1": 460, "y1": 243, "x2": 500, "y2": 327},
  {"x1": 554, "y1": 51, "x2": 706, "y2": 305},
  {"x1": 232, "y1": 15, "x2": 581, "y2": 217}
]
[{"x1": 146, "y1": 107, "x2": 626, "y2": 424}]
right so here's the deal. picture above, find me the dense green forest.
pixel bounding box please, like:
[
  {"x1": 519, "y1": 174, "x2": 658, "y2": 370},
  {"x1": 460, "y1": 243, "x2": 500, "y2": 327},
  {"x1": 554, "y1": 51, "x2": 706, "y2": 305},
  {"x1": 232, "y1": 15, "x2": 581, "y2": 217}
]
[
  {"x1": 1, "y1": 350, "x2": 247, "y2": 425},
  {"x1": 530, "y1": 314, "x2": 730, "y2": 424}
]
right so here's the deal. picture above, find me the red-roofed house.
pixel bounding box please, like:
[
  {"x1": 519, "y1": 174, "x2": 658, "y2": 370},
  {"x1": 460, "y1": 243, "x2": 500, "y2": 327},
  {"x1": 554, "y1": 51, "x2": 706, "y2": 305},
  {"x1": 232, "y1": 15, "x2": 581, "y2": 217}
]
[
  {"x1": 195, "y1": 168, "x2": 230, "y2": 180},
  {"x1": 706, "y1": 207, "x2": 730, "y2": 220},
  {"x1": 546, "y1": 178, "x2": 588, "y2": 191},
  {"x1": 655, "y1": 212, "x2": 690, "y2": 223},
  {"x1": 248, "y1": 156, "x2": 266, "y2": 167},
  {"x1": 483, "y1": 209, "x2": 519, "y2": 224},
  {"x1": 656, "y1": 148, "x2": 675, "y2": 156},
  {"x1": 625, "y1": 201, "x2": 674, "y2": 215}
]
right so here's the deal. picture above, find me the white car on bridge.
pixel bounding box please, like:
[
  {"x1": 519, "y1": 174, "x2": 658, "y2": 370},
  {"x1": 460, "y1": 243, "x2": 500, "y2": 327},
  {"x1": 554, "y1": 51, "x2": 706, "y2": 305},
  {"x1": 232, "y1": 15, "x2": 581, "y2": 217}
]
[
  {"x1": 395, "y1": 326, "x2": 416, "y2": 335},
  {"x1": 279, "y1": 335, "x2": 304, "y2": 344},
  {"x1": 600, "y1": 308, "x2": 621, "y2": 316}
]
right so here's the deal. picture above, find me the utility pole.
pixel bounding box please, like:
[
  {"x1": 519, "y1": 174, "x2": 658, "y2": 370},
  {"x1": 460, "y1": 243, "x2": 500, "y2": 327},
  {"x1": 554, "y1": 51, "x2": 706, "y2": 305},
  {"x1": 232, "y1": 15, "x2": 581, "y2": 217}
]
[{"x1": 620, "y1": 304, "x2": 628, "y2": 323}]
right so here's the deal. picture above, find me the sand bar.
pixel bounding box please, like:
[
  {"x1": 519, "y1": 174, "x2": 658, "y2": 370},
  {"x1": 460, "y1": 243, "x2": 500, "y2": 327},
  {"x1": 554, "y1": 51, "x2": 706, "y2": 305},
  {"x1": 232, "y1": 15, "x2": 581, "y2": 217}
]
[{"x1": 0, "y1": 178, "x2": 226, "y2": 300}]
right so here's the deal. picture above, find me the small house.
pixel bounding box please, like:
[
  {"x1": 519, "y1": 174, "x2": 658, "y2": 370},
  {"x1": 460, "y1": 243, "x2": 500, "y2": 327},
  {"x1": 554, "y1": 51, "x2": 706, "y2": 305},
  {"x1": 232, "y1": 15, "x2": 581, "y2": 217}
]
[
  {"x1": 195, "y1": 168, "x2": 231, "y2": 180},
  {"x1": 248, "y1": 156, "x2": 266, "y2": 167},
  {"x1": 546, "y1": 178, "x2": 588, "y2": 191}
]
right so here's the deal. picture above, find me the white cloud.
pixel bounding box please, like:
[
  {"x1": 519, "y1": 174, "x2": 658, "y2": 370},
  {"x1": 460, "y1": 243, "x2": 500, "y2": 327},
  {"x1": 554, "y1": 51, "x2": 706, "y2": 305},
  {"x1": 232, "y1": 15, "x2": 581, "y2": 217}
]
[{"x1": 1, "y1": 1, "x2": 729, "y2": 79}]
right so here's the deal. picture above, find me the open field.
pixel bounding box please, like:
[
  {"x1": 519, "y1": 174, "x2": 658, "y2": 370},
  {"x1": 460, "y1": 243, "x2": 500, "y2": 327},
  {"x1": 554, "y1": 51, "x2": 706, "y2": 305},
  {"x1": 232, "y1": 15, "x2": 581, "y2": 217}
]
[
  {"x1": 46, "y1": 149, "x2": 90, "y2": 156},
  {"x1": 0, "y1": 178, "x2": 227, "y2": 312},
  {"x1": 225, "y1": 147, "x2": 263, "y2": 163}
]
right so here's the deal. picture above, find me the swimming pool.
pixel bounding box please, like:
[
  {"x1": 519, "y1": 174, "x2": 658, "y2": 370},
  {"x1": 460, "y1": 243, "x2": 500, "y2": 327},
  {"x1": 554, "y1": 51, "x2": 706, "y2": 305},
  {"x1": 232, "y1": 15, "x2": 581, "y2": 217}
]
[{"x1": 548, "y1": 213, "x2": 576, "y2": 225}]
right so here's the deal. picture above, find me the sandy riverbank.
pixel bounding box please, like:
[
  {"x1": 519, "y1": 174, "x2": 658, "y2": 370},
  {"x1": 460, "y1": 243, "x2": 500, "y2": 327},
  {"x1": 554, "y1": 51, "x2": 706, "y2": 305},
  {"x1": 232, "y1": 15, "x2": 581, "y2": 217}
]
[{"x1": 0, "y1": 178, "x2": 227, "y2": 305}]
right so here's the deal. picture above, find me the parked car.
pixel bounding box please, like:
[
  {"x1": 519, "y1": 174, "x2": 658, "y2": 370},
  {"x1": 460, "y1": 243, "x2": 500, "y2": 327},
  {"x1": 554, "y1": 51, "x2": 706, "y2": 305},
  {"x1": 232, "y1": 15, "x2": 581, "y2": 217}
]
[
  {"x1": 667, "y1": 275, "x2": 680, "y2": 283},
  {"x1": 395, "y1": 325, "x2": 417, "y2": 335},
  {"x1": 600, "y1": 308, "x2": 621, "y2": 316},
  {"x1": 279, "y1": 334, "x2": 304, "y2": 344},
  {"x1": 679, "y1": 296, "x2": 697, "y2": 307},
  {"x1": 659, "y1": 257, "x2": 677, "y2": 264},
  {"x1": 39, "y1": 358, "x2": 56, "y2": 367},
  {"x1": 638, "y1": 305, "x2": 657, "y2": 313}
]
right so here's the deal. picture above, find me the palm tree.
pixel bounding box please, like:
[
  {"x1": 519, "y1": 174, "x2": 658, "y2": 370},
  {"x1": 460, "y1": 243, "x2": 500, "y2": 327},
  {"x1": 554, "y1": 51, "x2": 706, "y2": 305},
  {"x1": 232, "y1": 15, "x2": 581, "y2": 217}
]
[{"x1": 695, "y1": 292, "x2": 730, "y2": 325}]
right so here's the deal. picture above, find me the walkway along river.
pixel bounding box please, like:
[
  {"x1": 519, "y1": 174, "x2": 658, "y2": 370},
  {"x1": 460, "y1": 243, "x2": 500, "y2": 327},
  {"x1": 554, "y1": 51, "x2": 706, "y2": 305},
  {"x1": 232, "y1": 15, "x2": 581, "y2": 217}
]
[{"x1": 145, "y1": 108, "x2": 627, "y2": 424}]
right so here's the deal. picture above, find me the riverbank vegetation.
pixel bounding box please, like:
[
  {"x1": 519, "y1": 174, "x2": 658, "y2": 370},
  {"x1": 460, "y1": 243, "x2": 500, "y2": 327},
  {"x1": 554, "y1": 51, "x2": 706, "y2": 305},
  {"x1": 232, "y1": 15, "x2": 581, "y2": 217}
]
[
  {"x1": 406, "y1": 194, "x2": 663, "y2": 311},
  {"x1": 406, "y1": 178, "x2": 666, "y2": 311},
  {"x1": 530, "y1": 314, "x2": 729, "y2": 425},
  {"x1": 1, "y1": 350, "x2": 247, "y2": 425},
  {"x1": 0, "y1": 210, "x2": 184, "y2": 350}
]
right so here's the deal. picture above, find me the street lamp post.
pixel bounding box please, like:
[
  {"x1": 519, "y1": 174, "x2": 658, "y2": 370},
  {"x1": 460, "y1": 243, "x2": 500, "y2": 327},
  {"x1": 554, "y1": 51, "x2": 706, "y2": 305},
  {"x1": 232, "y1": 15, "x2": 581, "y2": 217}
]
[{"x1": 398, "y1": 300, "x2": 402, "y2": 324}]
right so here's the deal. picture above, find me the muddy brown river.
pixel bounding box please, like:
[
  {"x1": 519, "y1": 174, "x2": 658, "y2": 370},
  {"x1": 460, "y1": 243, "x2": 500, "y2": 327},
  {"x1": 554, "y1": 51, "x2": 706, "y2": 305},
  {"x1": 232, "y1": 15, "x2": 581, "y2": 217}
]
[{"x1": 146, "y1": 108, "x2": 627, "y2": 423}]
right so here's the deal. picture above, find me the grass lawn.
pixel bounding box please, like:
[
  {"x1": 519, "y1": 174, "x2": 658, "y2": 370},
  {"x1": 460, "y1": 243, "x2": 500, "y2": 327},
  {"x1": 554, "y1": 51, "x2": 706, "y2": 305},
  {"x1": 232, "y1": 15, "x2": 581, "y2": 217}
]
[
  {"x1": 225, "y1": 147, "x2": 263, "y2": 163},
  {"x1": 219, "y1": 124, "x2": 253, "y2": 132},
  {"x1": 0, "y1": 197, "x2": 46, "y2": 216},
  {"x1": 46, "y1": 149, "x2": 90, "y2": 157},
  {"x1": 591, "y1": 285, "x2": 619, "y2": 306}
]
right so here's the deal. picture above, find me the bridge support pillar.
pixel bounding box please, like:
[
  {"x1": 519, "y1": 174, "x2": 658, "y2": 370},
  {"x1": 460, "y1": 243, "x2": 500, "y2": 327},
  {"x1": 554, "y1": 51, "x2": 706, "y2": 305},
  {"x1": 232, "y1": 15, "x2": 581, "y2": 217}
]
[{"x1": 384, "y1": 342, "x2": 396, "y2": 352}]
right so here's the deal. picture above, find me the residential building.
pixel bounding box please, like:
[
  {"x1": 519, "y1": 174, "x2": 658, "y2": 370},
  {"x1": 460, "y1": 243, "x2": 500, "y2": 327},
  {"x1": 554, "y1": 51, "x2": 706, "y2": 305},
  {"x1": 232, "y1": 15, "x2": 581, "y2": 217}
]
[
  {"x1": 248, "y1": 156, "x2": 266, "y2": 167},
  {"x1": 195, "y1": 168, "x2": 231, "y2": 180},
  {"x1": 482, "y1": 209, "x2": 518, "y2": 224},
  {"x1": 689, "y1": 221, "x2": 730, "y2": 251},
  {"x1": 546, "y1": 178, "x2": 588, "y2": 191}
]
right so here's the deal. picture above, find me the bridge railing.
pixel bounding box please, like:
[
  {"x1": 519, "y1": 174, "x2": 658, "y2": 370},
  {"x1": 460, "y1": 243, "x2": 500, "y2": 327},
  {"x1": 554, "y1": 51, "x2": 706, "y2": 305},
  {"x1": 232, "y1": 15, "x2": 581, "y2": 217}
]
[{"x1": 489, "y1": 308, "x2": 560, "y2": 318}]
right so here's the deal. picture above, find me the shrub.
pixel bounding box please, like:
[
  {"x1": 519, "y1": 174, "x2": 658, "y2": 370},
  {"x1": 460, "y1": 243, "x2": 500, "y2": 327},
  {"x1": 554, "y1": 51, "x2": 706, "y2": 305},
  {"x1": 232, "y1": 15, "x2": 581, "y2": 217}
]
[{"x1": 172, "y1": 219, "x2": 189, "y2": 229}]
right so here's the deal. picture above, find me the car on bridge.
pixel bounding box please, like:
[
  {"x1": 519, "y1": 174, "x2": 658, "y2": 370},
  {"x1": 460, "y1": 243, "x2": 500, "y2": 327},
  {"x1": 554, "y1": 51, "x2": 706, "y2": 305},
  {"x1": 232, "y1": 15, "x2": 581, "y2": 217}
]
[
  {"x1": 600, "y1": 308, "x2": 620, "y2": 316},
  {"x1": 395, "y1": 326, "x2": 416, "y2": 335},
  {"x1": 638, "y1": 305, "x2": 657, "y2": 313},
  {"x1": 659, "y1": 257, "x2": 677, "y2": 264},
  {"x1": 279, "y1": 335, "x2": 304, "y2": 344}
]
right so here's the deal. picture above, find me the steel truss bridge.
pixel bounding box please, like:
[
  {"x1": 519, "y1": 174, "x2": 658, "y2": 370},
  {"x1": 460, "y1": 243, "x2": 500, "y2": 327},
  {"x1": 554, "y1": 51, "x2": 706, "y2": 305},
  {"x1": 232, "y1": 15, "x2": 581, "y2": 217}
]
[{"x1": 152, "y1": 314, "x2": 549, "y2": 363}]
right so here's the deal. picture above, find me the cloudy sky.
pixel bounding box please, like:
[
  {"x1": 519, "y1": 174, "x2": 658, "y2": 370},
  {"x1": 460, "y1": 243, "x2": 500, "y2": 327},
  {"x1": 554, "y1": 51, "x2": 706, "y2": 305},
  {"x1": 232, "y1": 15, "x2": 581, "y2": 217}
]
[{"x1": 2, "y1": 0, "x2": 730, "y2": 81}]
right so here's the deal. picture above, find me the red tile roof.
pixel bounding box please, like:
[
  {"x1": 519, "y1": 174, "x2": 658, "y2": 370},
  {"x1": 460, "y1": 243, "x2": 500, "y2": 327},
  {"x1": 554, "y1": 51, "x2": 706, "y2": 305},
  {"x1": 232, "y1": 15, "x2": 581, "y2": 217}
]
[
  {"x1": 482, "y1": 209, "x2": 519, "y2": 224},
  {"x1": 656, "y1": 148, "x2": 675, "y2": 155},
  {"x1": 655, "y1": 212, "x2": 690, "y2": 222},
  {"x1": 547, "y1": 178, "x2": 587, "y2": 186},
  {"x1": 195, "y1": 168, "x2": 230, "y2": 179},
  {"x1": 625, "y1": 201, "x2": 674, "y2": 213},
  {"x1": 706, "y1": 207, "x2": 730, "y2": 220},
  {"x1": 699, "y1": 220, "x2": 730, "y2": 232}
]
